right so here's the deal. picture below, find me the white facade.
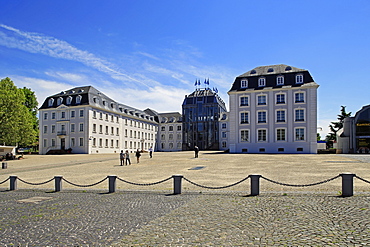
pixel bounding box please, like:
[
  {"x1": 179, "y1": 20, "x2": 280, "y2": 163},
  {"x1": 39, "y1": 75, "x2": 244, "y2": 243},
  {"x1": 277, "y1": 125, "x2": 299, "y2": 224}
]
[
  {"x1": 228, "y1": 65, "x2": 319, "y2": 154},
  {"x1": 219, "y1": 112, "x2": 229, "y2": 151},
  {"x1": 39, "y1": 87, "x2": 157, "y2": 154},
  {"x1": 156, "y1": 113, "x2": 182, "y2": 152}
]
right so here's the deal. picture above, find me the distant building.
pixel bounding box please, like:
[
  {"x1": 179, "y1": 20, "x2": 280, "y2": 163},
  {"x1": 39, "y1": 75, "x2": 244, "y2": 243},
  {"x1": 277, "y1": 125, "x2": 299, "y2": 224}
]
[
  {"x1": 338, "y1": 105, "x2": 370, "y2": 153},
  {"x1": 155, "y1": 112, "x2": 183, "y2": 152},
  {"x1": 227, "y1": 64, "x2": 319, "y2": 154},
  {"x1": 39, "y1": 86, "x2": 157, "y2": 154},
  {"x1": 182, "y1": 88, "x2": 227, "y2": 150}
]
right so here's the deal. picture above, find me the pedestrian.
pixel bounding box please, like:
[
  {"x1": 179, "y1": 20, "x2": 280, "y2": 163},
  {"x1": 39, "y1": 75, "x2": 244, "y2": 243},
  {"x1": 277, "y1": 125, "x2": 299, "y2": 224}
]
[
  {"x1": 148, "y1": 146, "x2": 153, "y2": 158},
  {"x1": 194, "y1": 145, "x2": 199, "y2": 158},
  {"x1": 135, "y1": 149, "x2": 141, "y2": 163},
  {"x1": 119, "y1": 150, "x2": 125, "y2": 166},
  {"x1": 125, "y1": 150, "x2": 131, "y2": 165}
]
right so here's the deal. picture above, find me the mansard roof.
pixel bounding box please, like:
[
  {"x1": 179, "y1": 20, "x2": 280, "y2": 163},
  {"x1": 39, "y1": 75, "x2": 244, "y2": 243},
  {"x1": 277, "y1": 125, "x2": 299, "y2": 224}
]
[
  {"x1": 229, "y1": 64, "x2": 318, "y2": 92},
  {"x1": 39, "y1": 86, "x2": 156, "y2": 122}
]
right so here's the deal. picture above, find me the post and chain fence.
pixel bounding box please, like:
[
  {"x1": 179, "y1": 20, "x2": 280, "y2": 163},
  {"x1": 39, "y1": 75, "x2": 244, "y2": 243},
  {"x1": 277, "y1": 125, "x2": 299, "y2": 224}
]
[
  {"x1": 1, "y1": 173, "x2": 370, "y2": 196},
  {"x1": 260, "y1": 175, "x2": 341, "y2": 187}
]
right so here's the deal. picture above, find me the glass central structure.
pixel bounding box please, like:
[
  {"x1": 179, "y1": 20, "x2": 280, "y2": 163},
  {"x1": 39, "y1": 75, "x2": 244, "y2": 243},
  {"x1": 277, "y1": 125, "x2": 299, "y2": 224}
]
[{"x1": 182, "y1": 89, "x2": 227, "y2": 150}]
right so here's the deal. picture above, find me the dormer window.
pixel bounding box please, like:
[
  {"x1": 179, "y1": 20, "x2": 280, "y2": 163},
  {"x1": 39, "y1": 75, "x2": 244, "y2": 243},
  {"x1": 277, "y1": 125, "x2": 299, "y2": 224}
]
[
  {"x1": 111, "y1": 103, "x2": 114, "y2": 108},
  {"x1": 267, "y1": 68, "x2": 274, "y2": 73},
  {"x1": 76, "y1": 95, "x2": 82, "y2": 104},
  {"x1": 258, "y1": 77, "x2": 266, "y2": 87},
  {"x1": 296, "y1": 74, "x2": 303, "y2": 84},
  {"x1": 241, "y1": 79, "x2": 248, "y2": 88},
  {"x1": 66, "y1": 96, "x2": 72, "y2": 105},
  {"x1": 250, "y1": 70, "x2": 256, "y2": 75},
  {"x1": 285, "y1": 66, "x2": 292, "y2": 71},
  {"x1": 57, "y1": 97, "x2": 63, "y2": 106},
  {"x1": 48, "y1": 98, "x2": 54, "y2": 107},
  {"x1": 277, "y1": 75, "x2": 284, "y2": 85}
]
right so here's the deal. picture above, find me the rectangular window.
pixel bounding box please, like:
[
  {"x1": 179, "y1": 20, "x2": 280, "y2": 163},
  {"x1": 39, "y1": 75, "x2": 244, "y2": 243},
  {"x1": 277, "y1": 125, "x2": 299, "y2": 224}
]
[
  {"x1": 43, "y1": 125, "x2": 48, "y2": 134},
  {"x1": 44, "y1": 113, "x2": 48, "y2": 120},
  {"x1": 222, "y1": 132, "x2": 227, "y2": 138},
  {"x1": 161, "y1": 126, "x2": 165, "y2": 131},
  {"x1": 79, "y1": 138, "x2": 84, "y2": 146},
  {"x1": 295, "y1": 92, "x2": 304, "y2": 103},
  {"x1": 222, "y1": 141, "x2": 227, "y2": 148},
  {"x1": 240, "y1": 96, "x2": 249, "y2": 106},
  {"x1": 43, "y1": 139, "x2": 47, "y2": 147},
  {"x1": 241, "y1": 79, "x2": 248, "y2": 88},
  {"x1": 51, "y1": 139, "x2": 56, "y2": 147},
  {"x1": 240, "y1": 112, "x2": 249, "y2": 124},
  {"x1": 222, "y1": 123, "x2": 227, "y2": 129},
  {"x1": 111, "y1": 127, "x2": 114, "y2": 135},
  {"x1": 79, "y1": 123, "x2": 84, "y2": 132},
  {"x1": 295, "y1": 109, "x2": 305, "y2": 122},
  {"x1": 71, "y1": 138, "x2": 75, "y2": 147},
  {"x1": 258, "y1": 129, "x2": 267, "y2": 142},
  {"x1": 257, "y1": 95, "x2": 266, "y2": 105},
  {"x1": 71, "y1": 111, "x2": 75, "y2": 118},
  {"x1": 276, "y1": 94, "x2": 285, "y2": 104},
  {"x1": 276, "y1": 110, "x2": 285, "y2": 122},
  {"x1": 93, "y1": 124, "x2": 96, "y2": 133},
  {"x1": 258, "y1": 111, "x2": 267, "y2": 123},
  {"x1": 277, "y1": 76, "x2": 284, "y2": 85},
  {"x1": 61, "y1": 112, "x2": 65, "y2": 119},
  {"x1": 177, "y1": 126, "x2": 181, "y2": 131},
  {"x1": 258, "y1": 78, "x2": 266, "y2": 87},
  {"x1": 93, "y1": 138, "x2": 96, "y2": 147},
  {"x1": 295, "y1": 128, "x2": 305, "y2": 141},
  {"x1": 169, "y1": 126, "x2": 173, "y2": 131},
  {"x1": 51, "y1": 125, "x2": 55, "y2": 133},
  {"x1": 79, "y1": 110, "x2": 84, "y2": 117},
  {"x1": 240, "y1": 130, "x2": 249, "y2": 142},
  {"x1": 52, "y1": 112, "x2": 56, "y2": 119},
  {"x1": 71, "y1": 124, "x2": 75, "y2": 132},
  {"x1": 296, "y1": 74, "x2": 303, "y2": 84},
  {"x1": 93, "y1": 111, "x2": 96, "y2": 119},
  {"x1": 276, "y1": 129, "x2": 286, "y2": 141}
]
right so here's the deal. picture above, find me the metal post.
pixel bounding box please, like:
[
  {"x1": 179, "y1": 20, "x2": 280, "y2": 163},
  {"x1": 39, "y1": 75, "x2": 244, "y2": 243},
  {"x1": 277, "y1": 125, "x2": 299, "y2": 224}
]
[
  {"x1": 173, "y1": 175, "x2": 183, "y2": 195},
  {"x1": 10, "y1": 176, "x2": 18, "y2": 191},
  {"x1": 55, "y1": 176, "x2": 63, "y2": 192},
  {"x1": 250, "y1": 174, "x2": 261, "y2": 196},
  {"x1": 340, "y1": 173, "x2": 355, "y2": 197},
  {"x1": 108, "y1": 175, "x2": 117, "y2": 193}
]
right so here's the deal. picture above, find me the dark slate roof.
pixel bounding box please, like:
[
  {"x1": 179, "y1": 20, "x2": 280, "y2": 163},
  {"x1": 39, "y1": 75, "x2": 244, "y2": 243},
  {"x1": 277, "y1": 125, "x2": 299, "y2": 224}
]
[
  {"x1": 229, "y1": 64, "x2": 317, "y2": 92},
  {"x1": 39, "y1": 86, "x2": 157, "y2": 122},
  {"x1": 182, "y1": 89, "x2": 227, "y2": 111}
]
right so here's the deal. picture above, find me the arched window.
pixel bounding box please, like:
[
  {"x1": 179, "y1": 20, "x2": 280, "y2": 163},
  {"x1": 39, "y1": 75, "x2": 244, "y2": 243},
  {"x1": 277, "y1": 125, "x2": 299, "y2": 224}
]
[
  {"x1": 57, "y1": 97, "x2": 63, "y2": 106},
  {"x1": 66, "y1": 96, "x2": 72, "y2": 105},
  {"x1": 76, "y1": 95, "x2": 82, "y2": 104},
  {"x1": 48, "y1": 98, "x2": 54, "y2": 107}
]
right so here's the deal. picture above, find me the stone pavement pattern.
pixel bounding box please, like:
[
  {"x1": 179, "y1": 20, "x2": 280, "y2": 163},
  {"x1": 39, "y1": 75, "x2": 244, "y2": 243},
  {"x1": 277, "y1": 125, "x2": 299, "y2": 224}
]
[
  {"x1": 1, "y1": 191, "x2": 370, "y2": 246},
  {"x1": 115, "y1": 193, "x2": 370, "y2": 246},
  {"x1": 0, "y1": 190, "x2": 198, "y2": 246}
]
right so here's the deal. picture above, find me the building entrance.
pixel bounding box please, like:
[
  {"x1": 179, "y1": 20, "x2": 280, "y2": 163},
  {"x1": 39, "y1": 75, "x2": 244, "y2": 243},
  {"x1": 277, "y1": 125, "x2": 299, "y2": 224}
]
[{"x1": 356, "y1": 138, "x2": 370, "y2": 153}]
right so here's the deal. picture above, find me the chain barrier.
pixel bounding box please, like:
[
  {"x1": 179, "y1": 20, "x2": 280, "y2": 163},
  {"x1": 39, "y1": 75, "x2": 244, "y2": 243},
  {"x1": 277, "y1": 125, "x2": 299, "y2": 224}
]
[
  {"x1": 62, "y1": 177, "x2": 108, "y2": 187},
  {"x1": 0, "y1": 177, "x2": 10, "y2": 185},
  {"x1": 117, "y1": 176, "x2": 172, "y2": 186},
  {"x1": 183, "y1": 176, "x2": 250, "y2": 190},
  {"x1": 355, "y1": 175, "x2": 370, "y2": 184},
  {"x1": 17, "y1": 177, "x2": 54, "y2": 186},
  {"x1": 261, "y1": 175, "x2": 340, "y2": 187}
]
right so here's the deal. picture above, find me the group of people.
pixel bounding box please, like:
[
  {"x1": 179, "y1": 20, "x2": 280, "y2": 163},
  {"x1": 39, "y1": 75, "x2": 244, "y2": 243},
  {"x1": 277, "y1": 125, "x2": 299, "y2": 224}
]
[{"x1": 120, "y1": 146, "x2": 154, "y2": 166}]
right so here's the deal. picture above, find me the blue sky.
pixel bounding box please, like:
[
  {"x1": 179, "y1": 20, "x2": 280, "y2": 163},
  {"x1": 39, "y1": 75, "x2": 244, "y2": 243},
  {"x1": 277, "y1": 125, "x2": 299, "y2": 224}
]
[{"x1": 1, "y1": 0, "x2": 370, "y2": 138}]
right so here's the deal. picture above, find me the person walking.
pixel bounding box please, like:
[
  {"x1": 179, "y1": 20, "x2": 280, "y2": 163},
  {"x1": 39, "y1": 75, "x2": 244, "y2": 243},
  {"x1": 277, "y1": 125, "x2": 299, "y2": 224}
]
[
  {"x1": 148, "y1": 146, "x2": 153, "y2": 158},
  {"x1": 125, "y1": 150, "x2": 131, "y2": 165},
  {"x1": 135, "y1": 149, "x2": 141, "y2": 163},
  {"x1": 194, "y1": 145, "x2": 199, "y2": 158},
  {"x1": 119, "y1": 150, "x2": 125, "y2": 166}
]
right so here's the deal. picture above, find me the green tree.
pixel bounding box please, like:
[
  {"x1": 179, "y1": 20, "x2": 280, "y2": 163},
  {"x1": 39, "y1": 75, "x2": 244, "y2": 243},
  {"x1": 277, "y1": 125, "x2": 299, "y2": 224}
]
[
  {"x1": 326, "y1": 106, "x2": 352, "y2": 142},
  {"x1": 0, "y1": 77, "x2": 38, "y2": 146}
]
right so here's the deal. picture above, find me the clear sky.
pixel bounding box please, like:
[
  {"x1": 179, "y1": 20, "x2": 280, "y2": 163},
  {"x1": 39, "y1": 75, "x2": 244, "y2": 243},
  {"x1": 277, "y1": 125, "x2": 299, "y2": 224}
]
[{"x1": 1, "y1": 0, "x2": 370, "y2": 138}]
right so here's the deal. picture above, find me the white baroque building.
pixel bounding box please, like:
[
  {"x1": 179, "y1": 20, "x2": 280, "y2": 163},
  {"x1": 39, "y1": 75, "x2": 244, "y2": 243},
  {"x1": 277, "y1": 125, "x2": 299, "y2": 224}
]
[
  {"x1": 227, "y1": 64, "x2": 319, "y2": 154},
  {"x1": 155, "y1": 112, "x2": 183, "y2": 151},
  {"x1": 39, "y1": 86, "x2": 158, "y2": 154}
]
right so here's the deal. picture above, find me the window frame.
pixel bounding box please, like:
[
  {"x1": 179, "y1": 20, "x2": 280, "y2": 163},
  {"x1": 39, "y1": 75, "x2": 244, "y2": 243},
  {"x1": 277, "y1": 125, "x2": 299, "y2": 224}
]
[
  {"x1": 240, "y1": 96, "x2": 249, "y2": 106},
  {"x1": 241, "y1": 79, "x2": 248, "y2": 88},
  {"x1": 257, "y1": 129, "x2": 267, "y2": 142},
  {"x1": 240, "y1": 130, "x2": 249, "y2": 142},
  {"x1": 276, "y1": 128, "x2": 286, "y2": 141},
  {"x1": 276, "y1": 75, "x2": 284, "y2": 85},
  {"x1": 257, "y1": 94, "x2": 267, "y2": 106},
  {"x1": 258, "y1": 77, "x2": 266, "y2": 87},
  {"x1": 257, "y1": 111, "x2": 267, "y2": 124},
  {"x1": 240, "y1": 112, "x2": 249, "y2": 124}
]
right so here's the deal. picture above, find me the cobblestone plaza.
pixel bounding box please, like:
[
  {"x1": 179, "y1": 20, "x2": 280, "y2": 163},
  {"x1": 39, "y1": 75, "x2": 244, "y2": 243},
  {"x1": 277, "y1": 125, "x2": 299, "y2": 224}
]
[{"x1": 1, "y1": 152, "x2": 370, "y2": 245}]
